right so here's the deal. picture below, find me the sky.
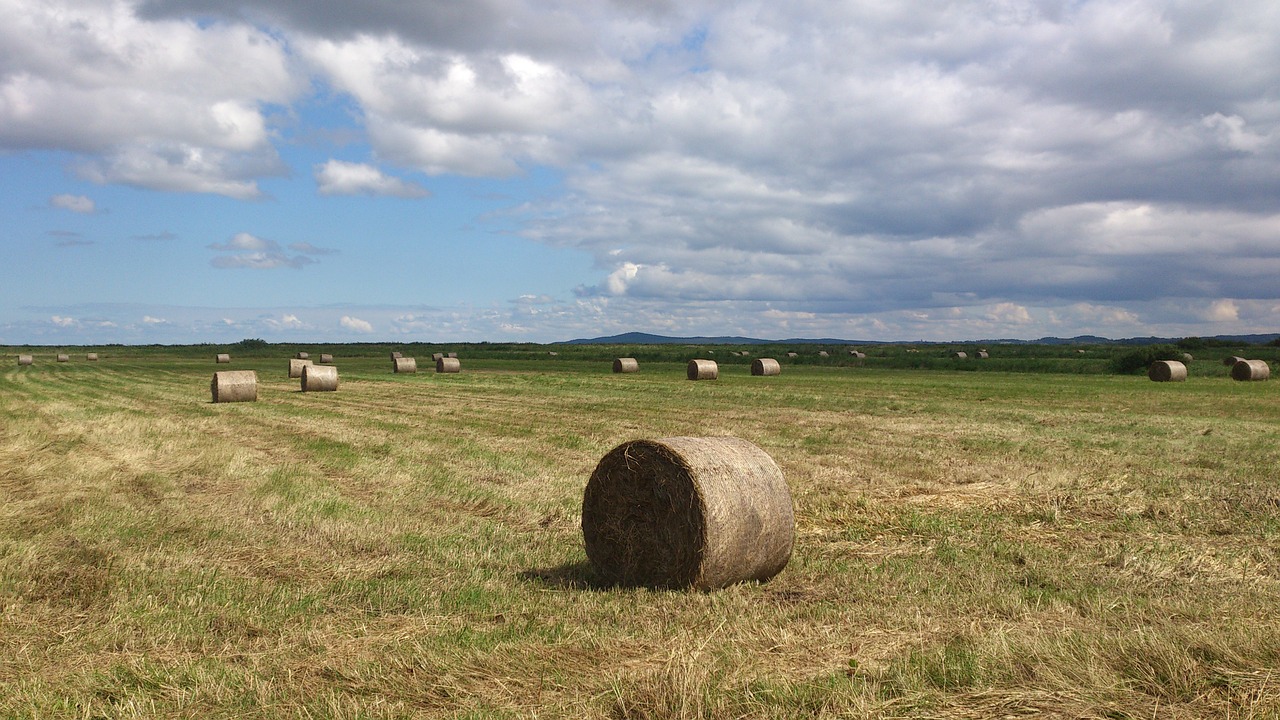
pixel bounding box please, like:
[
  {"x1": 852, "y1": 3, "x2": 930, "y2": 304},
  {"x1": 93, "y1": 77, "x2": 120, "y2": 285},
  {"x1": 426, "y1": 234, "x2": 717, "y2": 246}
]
[{"x1": 3, "y1": 0, "x2": 1280, "y2": 345}]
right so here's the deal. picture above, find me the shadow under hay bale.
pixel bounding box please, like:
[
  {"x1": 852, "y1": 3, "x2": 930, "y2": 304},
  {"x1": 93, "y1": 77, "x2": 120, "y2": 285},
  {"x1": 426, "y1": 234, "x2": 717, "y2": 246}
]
[
  {"x1": 687, "y1": 359, "x2": 718, "y2": 380},
  {"x1": 393, "y1": 357, "x2": 417, "y2": 374},
  {"x1": 1232, "y1": 359, "x2": 1270, "y2": 381},
  {"x1": 17, "y1": 354, "x2": 33, "y2": 366},
  {"x1": 751, "y1": 358, "x2": 781, "y2": 376},
  {"x1": 288, "y1": 358, "x2": 313, "y2": 378},
  {"x1": 210, "y1": 370, "x2": 257, "y2": 403},
  {"x1": 301, "y1": 364, "x2": 338, "y2": 392},
  {"x1": 215, "y1": 353, "x2": 231, "y2": 364},
  {"x1": 1148, "y1": 360, "x2": 1187, "y2": 382},
  {"x1": 581, "y1": 436, "x2": 795, "y2": 590},
  {"x1": 437, "y1": 357, "x2": 461, "y2": 373},
  {"x1": 613, "y1": 358, "x2": 639, "y2": 373}
]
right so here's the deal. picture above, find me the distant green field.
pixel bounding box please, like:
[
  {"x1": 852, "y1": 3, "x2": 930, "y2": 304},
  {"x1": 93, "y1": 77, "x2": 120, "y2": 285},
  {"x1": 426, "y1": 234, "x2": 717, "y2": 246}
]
[{"x1": 2, "y1": 348, "x2": 1278, "y2": 718}]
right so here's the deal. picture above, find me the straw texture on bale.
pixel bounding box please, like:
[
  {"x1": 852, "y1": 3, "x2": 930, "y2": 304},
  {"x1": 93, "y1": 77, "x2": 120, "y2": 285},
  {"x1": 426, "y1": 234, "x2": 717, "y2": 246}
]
[
  {"x1": 391, "y1": 351, "x2": 403, "y2": 360},
  {"x1": 1232, "y1": 359, "x2": 1270, "y2": 382},
  {"x1": 1148, "y1": 360, "x2": 1187, "y2": 382},
  {"x1": 581, "y1": 436, "x2": 795, "y2": 590},
  {"x1": 210, "y1": 370, "x2": 257, "y2": 403},
  {"x1": 288, "y1": 358, "x2": 313, "y2": 378},
  {"x1": 57, "y1": 354, "x2": 69, "y2": 362},
  {"x1": 432, "y1": 353, "x2": 444, "y2": 362},
  {"x1": 437, "y1": 357, "x2": 461, "y2": 373},
  {"x1": 687, "y1": 359, "x2": 718, "y2": 380},
  {"x1": 952, "y1": 351, "x2": 968, "y2": 359},
  {"x1": 393, "y1": 357, "x2": 417, "y2": 374},
  {"x1": 17, "y1": 354, "x2": 33, "y2": 366},
  {"x1": 296, "y1": 352, "x2": 309, "y2": 359},
  {"x1": 1223, "y1": 355, "x2": 1246, "y2": 367},
  {"x1": 216, "y1": 354, "x2": 231, "y2": 364},
  {"x1": 319, "y1": 353, "x2": 333, "y2": 364},
  {"x1": 613, "y1": 358, "x2": 639, "y2": 373},
  {"x1": 301, "y1": 364, "x2": 339, "y2": 392},
  {"x1": 976, "y1": 351, "x2": 990, "y2": 359},
  {"x1": 751, "y1": 358, "x2": 781, "y2": 376},
  {"x1": 86, "y1": 353, "x2": 98, "y2": 361}
]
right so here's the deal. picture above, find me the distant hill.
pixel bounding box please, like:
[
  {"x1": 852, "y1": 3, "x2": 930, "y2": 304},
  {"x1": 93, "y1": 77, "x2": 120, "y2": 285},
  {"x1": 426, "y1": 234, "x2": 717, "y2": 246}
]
[{"x1": 565, "y1": 331, "x2": 1280, "y2": 346}]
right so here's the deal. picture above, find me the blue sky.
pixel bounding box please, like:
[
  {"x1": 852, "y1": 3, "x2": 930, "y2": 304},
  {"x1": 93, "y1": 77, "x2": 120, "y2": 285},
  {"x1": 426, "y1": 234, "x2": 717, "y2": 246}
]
[{"x1": 3, "y1": 1, "x2": 1279, "y2": 344}]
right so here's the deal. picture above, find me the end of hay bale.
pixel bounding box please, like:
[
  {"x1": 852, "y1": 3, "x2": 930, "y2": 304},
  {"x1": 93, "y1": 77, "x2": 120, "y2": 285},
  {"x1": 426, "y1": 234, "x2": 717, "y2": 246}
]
[
  {"x1": 319, "y1": 353, "x2": 334, "y2": 364},
  {"x1": 17, "y1": 354, "x2": 33, "y2": 366},
  {"x1": 1148, "y1": 360, "x2": 1187, "y2": 382},
  {"x1": 687, "y1": 359, "x2": 718, "y2": 380},
  {"x1": 436, "y1": 357, "x2": 461, "y2": 373},
  {"x1": 613, "y1": 358, "x2": 639, "y2": 373},
  {"x1": 581, "y1": 436, "x2": 795, "y2": 590},
  {"x1": 751, "y1": 358, "x2": 781, "y2": 376},
  {"x1": 301, "y1": 364, "x2": 339, "y2": 392},
  {"x1": 215, "y1": 353, "x2": 231, "y2": 364},
  {"x1": 288, "y1": 358, "x2": 314, "y2": 378},
  {"x1": 211, "y1": 370, "x2": 258, "y2": 403},
  {"x1": 1231, "y1": 359, "x2": 1270, "y2": 381},
  {"x1": 393, "y1": 357, "x2": 417, "y2": 374},
  {"x1": 86, "y1": 353, "x2": 99, "y2": 361}
]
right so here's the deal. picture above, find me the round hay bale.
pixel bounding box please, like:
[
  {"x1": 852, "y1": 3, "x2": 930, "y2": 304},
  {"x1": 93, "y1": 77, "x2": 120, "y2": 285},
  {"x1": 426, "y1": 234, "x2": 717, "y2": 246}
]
[
  {"x1": 288, "y1": 358, "x2": 313, "y2": 378},
  {"x1": 319, "y1": 353, "x2": 334, "y2": 364},
  {"x1": 548, "y1": 351, "x2": 559, "y2": 356},
  {"x1": 848, "y1": 350, "x2": 866, "y2": 358},
  {"x1": 1223, "y1": 355, "x2": 1246, "y2": 367},
  {"x1": 1181, "y1": 353, "x2": 1194, "y2": 363},
  {"x1": 86, "y1": 353, "x2": 98, "y2": 361},
  {"x1": 976, "y1": 351, "x2": 989, "y2": 359},
  {"x1": 818, "y1": 350, "x2": 829, "y2": 358},
  {"x1": 301, "y1": 364, "x2": 338, "y2": 392},
  {"x1": 582, "y1": 436, "x2": 795, "y2": 590},
  {"x1": 436, "y1": 357, "x2": 461, "y2": 373},
  {"x1": 447, "y1": 352, "x2": 458, "y2": 359},
  {"x1": 687, "y1": 359, "x2": 718, "y2": 380},
  {"x1": 215, "y1": 353, "x2": 231, "y2": 364},
  {"x1": 1148, "y1": 360, "x2": 1187, "y2": 382},
  {"x1": 613, "y1": 358, "x2": 639, "y2": 373},
  {"x1": 786, "y1": 352, "x2": 798, "y2": 358},
  {"x1": 391, "y1": 351, "x2": 403, "y2": 360},
  {"x1": 751, "y1": 358, "x2": 781, "y2": 376},
  {"x1": 393, "y1": 357, "x2": 417, "y2": 374},
  {"x1": 296, "y1": 352, "x2": 309, "y2": 359},
  {"x1": 210, "y1": 370, "x2": 257, "y2": 403},
  {"x1": 17, "y1": 354, "x2": 33, "y2": 366},
  {"x1": 57, "y1": 354, "x2": 69, "y2": 362},
  {"x1": 951, "y1": 351, "x2": 967, "y2": 359},
  {"x1": 1232, "y1": 359, "x2": 1270, "y2": 382},
  {"x1": 431, "y1": 352, "x2": 444, "y2": 362}
]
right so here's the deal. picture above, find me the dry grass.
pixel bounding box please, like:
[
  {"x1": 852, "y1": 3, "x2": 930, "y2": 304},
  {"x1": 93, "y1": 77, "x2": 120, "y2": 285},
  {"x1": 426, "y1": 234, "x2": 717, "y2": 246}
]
[{"x1": 0, "y1": 355, "x2": 1278, "y2": 718}]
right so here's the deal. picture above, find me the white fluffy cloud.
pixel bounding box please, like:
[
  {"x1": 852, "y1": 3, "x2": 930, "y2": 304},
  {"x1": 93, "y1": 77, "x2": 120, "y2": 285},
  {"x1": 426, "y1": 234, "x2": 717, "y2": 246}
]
[
  {"x1": 315, "y1": 160, "x2": 429, "y2": 198},
  {"x1": 207, "y1": 232, "x2": 334, "y2": 269},
  {"x1": 339, "y1": 315, "x2": 374, "y2": 333}
]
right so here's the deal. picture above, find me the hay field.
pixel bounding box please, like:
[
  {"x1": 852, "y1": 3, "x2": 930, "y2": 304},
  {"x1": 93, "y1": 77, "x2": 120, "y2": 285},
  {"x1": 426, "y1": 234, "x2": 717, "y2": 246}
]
[{"x1": 2, "y1": 351, "x2": 1279, "y2": 718}]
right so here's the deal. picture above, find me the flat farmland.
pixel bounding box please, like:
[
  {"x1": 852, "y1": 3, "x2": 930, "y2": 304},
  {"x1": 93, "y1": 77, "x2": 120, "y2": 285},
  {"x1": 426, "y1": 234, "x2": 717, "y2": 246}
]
[{"x1": 2, "y1": 351, "x2": 1279, "y2": 718}]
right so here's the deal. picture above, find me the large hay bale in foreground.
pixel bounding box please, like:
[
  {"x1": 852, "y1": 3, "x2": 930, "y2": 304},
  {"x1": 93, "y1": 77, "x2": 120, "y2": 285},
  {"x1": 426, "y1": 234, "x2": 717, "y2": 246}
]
[
  {"x1": 57, "y1": 354, "x2": 69, "y2": 363},
  {"x1": 394, "y1": 357, "x2": 417, "y2": 374},
  {"x1": 319, "y1": 353, "x2": 333, "y2": 364},
  {"x1": 582, "y1": 437, "x2": 795, "y2": 590},
  {"x1": 216, "y1": 353, "x2": 231, "y2": 364},
  {"x1": 613, "y1": 358, "x2": 639, "y2": 373},
  {"x1": 1148, "y1": 360, "x2": 1187, "y2": 382},
  {"x1": 288, "y1": 358, "x2": 313, "y2": 378},
  {"x1": 437, "y1": 357, "x2": 461, "y2": 373},
  {"x1": 301, "y1": 364, "x2": 338, "y2": 392},
  {"x1": 1232, "y1": 359, "x2": 1270, "y2": 381},
  {"x1": 210, "y1": 370, "x2": 257, "y2": 403},
  {"x1": 687, "y1": 359, "x2": 718, "y2": 380},
  {"x1": 1223, "y1": 355, "x2": 1246, "y2": 367},
  {"x1": 751, "y1": 358, "x2": 781, "y2": 376},
  {"x1": 17, "y1": 354, "x2": 33, "y2": 366},
  {"x1": 86, "y1": 353, "x2": 98, "y2": 361}
]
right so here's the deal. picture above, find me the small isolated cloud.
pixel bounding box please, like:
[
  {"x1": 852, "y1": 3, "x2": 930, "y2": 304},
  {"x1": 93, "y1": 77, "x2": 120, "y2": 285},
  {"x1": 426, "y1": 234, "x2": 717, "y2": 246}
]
[
  {"x1": 1203, "y1": 299, "x2": 1240, "y2": 322},
  {"x1": 315, "y1": 160, "x2": 429, "y2": 198},
  {"x1": 340, "y1": 315, "x2": 374, "y2": 333},
  {"x1": 51, "y1": 194, "x2": 95, "y2": 213},
  {"x1": 51, "y1": 315, "x2": 78, "y2": 327},
  {"x1": 262, "y1": 314, "x2": 306, "y2": 330},
  {"x1": 142, "y1": 315, "x2": 167, "y2": 324},
  {"x1": 209, "y1": 232, "x2": 320, "y2": 269}
]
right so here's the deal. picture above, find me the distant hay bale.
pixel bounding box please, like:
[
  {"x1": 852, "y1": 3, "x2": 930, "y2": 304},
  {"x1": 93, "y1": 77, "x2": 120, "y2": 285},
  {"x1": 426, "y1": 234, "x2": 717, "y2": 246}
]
[
  {"x1": 952, "y1": 351, "x2": 968, "y2": 359},
  {"x1": 786, "y1": 352, "x2": 798, "y2": 358},
  {"x1": 751, "y1": 358, "x2": 781, "y2": 376},
  {"x1": 1181, "y1": 353, "x2": 1194, "y2": 363},
  {"x1": 86, "y1": 353, "x2": 98, "y2": 361},
  {"x1": 447, "y1": 352, "x2": 458, "y2": 359},
  {"x1": 613, "y1": 358, "x2": 639, "y2": 373},
  {"x1": 296, "y1": 352, "x2": 309, "y2": 359},
  {"x1": 437, "y1": 357, "x2": 461, "y2": 373},
  {"x1": 215, "y1": 354, "x2": 231, "y2": 364},
  {"x1": 687, "y1": 359, "x2": 718, "y2": 380},
  {"x1": 1232, "y1": 359, "x2": 1270, "y2": 382},
  {"x1": 319, "y1": 354, "x2": 333, "y2": 364},
  {"x1": 432, "y1": 353, "x2": 444, "y2": 362},
  {"x1": 57, "y1": 354, "x2": 69, "y2": 362},
  {"x1": 818, "y1": 351, "x2": 829, "y2": 358},
  {"x1": 391, "y1": 351, "x2": 403, "y2": 360},
  {"x1": 17, "y1": 354, "x2": 33, "y2": 366},
  {"x1": 581, "y1": 436, "x2": 795, "y2": 590},
  {"x1": 210, "y1": 370, "x2": 257, "y2": 403},
  {"x1": 301, "y1": 364, "x2": 339, "y2": 392},
  {"x1": 1223, "y1": 355, "x2": 1245, "y2": 367},
  {"x1": 548, "y1": 351, "x2": 559, "y2": 356},
  {"x1": 288, "y1": 358, "x2": 313, "y2": 378},
  {"x1": 1148, "y1": 360, "x2": 1187, "y2": 382},
  {"x1": 976, "y1": 351, "x2": 989, "y2": 359},
  {"x1": 848, "y1": 350, "x2": 866, "y2": 358},
  {"x1": 393, "y1": 357, "x2": 417, "y2": 374}
]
